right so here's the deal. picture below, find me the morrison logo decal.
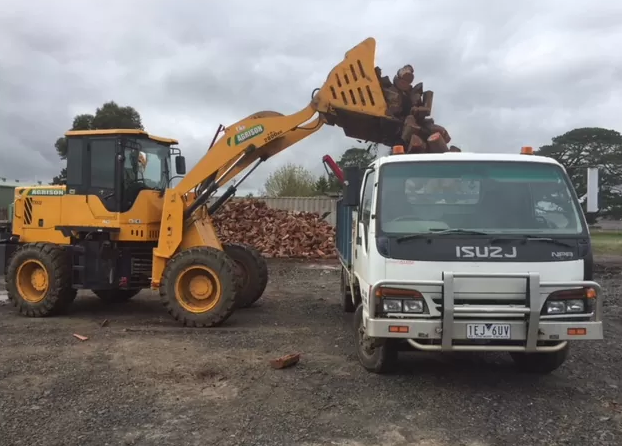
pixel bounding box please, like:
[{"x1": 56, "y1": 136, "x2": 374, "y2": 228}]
[
  {"x1": 26, "y1": 189, "x2": 65, "y2": 196},
  {"x1": 233, "y1": 125, "x2": 264, "y2": 145}
]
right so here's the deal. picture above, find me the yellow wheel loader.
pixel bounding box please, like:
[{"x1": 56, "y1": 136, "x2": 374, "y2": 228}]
[{"x1": 0, "y1": 37, "x2": 403, "y2": 327}]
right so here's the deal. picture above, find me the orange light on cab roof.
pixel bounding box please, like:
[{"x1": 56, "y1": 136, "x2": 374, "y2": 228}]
[
  {"x1": 392, "y1": 145, "x2": 405, "y2": 154},
  {"x1": 521, "y1": 146, "x2": 534, "y2": 155}
]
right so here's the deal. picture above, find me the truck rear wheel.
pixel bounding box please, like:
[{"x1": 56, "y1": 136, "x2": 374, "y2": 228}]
[
  {"x1": 160, "y1": 246, "x2": 237, "y2": 327},
  {"x1": 94, "y1": 289, "x2": 141, "y2": 303},
  {"x1": 340, "y1": 267, "x2": 355, "y2": 313},
  {"x1": 6, "y1": 242, "x2": 75, "y2": 317},
  {"x1": 354, "y1": 303, "x2": 397, "y2": 373},
  {"x1": 223, "y1": 243, "x2": 268, "y2": 309},
  {"x1": 510, "y1": 343, "x2": 569, "y2": 374}
]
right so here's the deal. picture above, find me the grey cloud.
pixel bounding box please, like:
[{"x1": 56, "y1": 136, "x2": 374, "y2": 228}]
[{"x1": 1, "y1": 0, "x2": 621, "y2": 192}]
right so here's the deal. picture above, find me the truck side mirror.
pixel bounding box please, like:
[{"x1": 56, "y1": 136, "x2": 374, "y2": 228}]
[
  {"x1": 175, "y1": 155, "x2": 186, "y2": 175},
  {"x1": 342, "y1": 166, "x2": 364, "y2": 207}
]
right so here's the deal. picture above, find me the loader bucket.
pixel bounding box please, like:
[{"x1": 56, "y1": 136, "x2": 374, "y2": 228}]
[{"x1": 313, "y1": 37, "x2": 403, "y2": 146}]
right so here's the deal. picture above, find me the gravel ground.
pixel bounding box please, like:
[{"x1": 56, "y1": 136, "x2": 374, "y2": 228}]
[{"x1": 0, "y1": 259, "x2": 621, "y2": 446}]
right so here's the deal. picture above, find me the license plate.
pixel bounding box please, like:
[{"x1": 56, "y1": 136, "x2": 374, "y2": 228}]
[{"x1": 466, "y1": 323, "x2": 511, "y2": 339}]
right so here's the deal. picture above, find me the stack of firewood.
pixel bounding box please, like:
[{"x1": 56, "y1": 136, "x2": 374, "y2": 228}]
[
  {"x1": 375, "y1": 64, "x2": 461, "y2": 154},
  {"x1": 212, "y1": 200, "x2": 338, "y2": 259}
]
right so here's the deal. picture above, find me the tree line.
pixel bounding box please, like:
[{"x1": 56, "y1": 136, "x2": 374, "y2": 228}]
[{"x1": 50, "y1": 101, "x2": 622, "y2": 218}]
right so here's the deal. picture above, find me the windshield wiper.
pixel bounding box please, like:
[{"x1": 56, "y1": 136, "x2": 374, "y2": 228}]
[
  {"x1": 396, "y1": 228, "x2": 489, "y2": 243},
  {"x1": 490, "y1": 236, "x2": 573, "y2": 248},
  {"x1": 429, "y1": 228, "x2": 490, "y2": 235}
]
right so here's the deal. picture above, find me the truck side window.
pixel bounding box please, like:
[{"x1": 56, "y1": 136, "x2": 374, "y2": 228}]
[{"x1": 360, "y1": 170, "x2": 375, "y2": 249}]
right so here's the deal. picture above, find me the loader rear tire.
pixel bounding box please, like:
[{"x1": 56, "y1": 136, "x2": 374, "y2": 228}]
[
  {"x1": 223, "y1": 243, "x2": 268, "y2": 309},
  {"x1": 94, "y1": 289, "x2": 141, "y2": 303},
  {"x1": 6, "y1": 242, "x2": 75, "y2": 317},
  {"x1": 160, "y1": 247, "x2": 237, "y2": 327}
]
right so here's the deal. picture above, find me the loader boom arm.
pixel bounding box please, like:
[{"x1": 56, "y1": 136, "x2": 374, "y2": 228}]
[{"x1": 151, "y1": 37, "x2": 400, "y2": 285}]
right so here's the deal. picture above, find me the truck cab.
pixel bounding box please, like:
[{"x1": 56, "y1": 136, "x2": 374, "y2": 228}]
[{"x1": 336, "y1": 149, "x2": 603, "y2": 374}]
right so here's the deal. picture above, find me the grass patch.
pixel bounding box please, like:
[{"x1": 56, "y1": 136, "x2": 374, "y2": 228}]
[{"x1": 590, "y1": 230, "x2": 622, "y2": 256}]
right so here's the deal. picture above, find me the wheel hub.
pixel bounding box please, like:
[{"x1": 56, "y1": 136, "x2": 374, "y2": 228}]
[
  {"x1": 189, "y1": 275, "x2": 213, "y2": 300},
  {"x1": 174, "y1": 265, "x2": 222, "y2": 314},
  {"x1": 16, "y1": 259, "x2": 49, "y2": 303},
  {"x1": 31, "y1": 269, "x2": 47, "y2": 291}
]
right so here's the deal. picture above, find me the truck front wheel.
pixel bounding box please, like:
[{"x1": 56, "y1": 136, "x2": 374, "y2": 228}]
[
  {"x1": 510, "y1": 343, "x2": 569, "y2": 374},
  {"x1": 354, "y1": 304, "x2": 397, "y2": 373}
]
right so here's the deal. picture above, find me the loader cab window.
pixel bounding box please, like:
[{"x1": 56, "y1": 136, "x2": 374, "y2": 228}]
[
  {"x1": 121, "y1": 138, "x2": 170, "y2": 211},
  {"x1": 123, "y1": 146, "x2": 169, "y2": 190}
]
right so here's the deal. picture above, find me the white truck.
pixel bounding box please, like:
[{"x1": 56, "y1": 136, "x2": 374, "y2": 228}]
[{"x1": 334, "y1": 147, "x2": 603, "y2": 374}]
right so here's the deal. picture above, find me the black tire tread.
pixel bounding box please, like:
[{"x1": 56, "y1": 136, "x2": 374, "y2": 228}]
[
  {"x1": 6, "y1": 242, "x2": 75, "y2": 317},
  {"x1": 223, "y1": 242, "x2": 268, "y2": 309},
  {"x1": 160, "y1": 247, "x2": 237, "y2": 327}
]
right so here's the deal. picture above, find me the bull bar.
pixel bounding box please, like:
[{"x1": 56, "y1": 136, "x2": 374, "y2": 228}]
[{"x1": 366, "y1": 272, "x2": 603, "y2": 353}]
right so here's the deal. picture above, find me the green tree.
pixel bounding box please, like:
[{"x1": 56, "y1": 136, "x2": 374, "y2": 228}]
[
  {"x1": 51, "y1": 101, "x2": 144, "y2": 184},
  {"x1": 535, "y1": 127, "x2": 622, "y2": 218},
  {"x1": 313, "y1": 175, "x2": 330, "y2": 195},
  {"x1": 322, "y1": 142, "x2": 382, "y2": 194},
  {"x1": 262, "y1": 163, "x2": 316, "y2": 197}
]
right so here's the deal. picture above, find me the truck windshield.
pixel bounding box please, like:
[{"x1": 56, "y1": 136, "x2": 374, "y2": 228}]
[{"x1": 377, "y1": 161, "x2": 585, "y2": 236}]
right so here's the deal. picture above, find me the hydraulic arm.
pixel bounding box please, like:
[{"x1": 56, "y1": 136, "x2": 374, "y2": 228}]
[{"x1": 151, "y1": 37, "x2": 402, "y2": 284}]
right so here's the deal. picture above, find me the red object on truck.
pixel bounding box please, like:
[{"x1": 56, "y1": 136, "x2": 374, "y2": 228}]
[{"x1": 322, "y1": 155, "x2": 344, "y2": 184}]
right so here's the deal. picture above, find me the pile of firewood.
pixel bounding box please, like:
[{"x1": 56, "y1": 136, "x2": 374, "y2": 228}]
[
  {"x1": 375, "y1": 64, "x2": 461, "y2": 154},
  {"x1": 212, "y1": 199, "x2": 337, "y2": 259}
]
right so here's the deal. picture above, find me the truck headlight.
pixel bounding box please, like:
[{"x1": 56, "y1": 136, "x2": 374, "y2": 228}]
[
  {"x1": 565, "y1": 299, "x2": 585, "y2": 313},
  {"x1": 545, "y1": 299, "x2": 585, "y2": 314},
  {"x1": 382, "y1": 299, "x2": 403, "y2": 312},
  {"x1": 545, "y1": 301, "x2": 566, "y2": 314},
  {"x1": 543, "y1": 288, "x2": 594, "y2": 315},
  {"x1": 403, "y1": 299, "x2": 424, "y2": 313}
]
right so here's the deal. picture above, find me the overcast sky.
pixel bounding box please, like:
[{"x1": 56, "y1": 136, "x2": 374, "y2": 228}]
[{"x1": 1, "y1": 0, "x2": 621, "y2": 194}]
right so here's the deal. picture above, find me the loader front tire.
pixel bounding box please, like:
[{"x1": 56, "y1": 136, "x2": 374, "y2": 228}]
[
  {"x1": 160, "y1": 247, "x2": 237, "y2": 327},
  {"x1": 223, "y1": 243, "x2": 268, "y2": 309},
  {"x1": 94, "y1": 288, "x2": 141, "y2": 303},
  {"x1": 6, "y1": 242, "x2": 75, "y2": 317}
]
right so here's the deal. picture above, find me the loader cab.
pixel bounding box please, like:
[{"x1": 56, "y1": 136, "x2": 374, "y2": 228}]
[{"x1": 64, "y1": 129, "x2": 186, "y2": 213}]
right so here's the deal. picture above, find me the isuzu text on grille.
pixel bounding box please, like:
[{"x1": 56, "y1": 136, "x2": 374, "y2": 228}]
[{"x1": 455, "y1": 246, "x2": 517, "y2": 258}]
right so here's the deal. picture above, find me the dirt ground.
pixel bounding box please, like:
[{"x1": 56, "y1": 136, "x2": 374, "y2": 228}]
[{"x1": 1, "y1": 259, "x2": 621, "y2": 446}]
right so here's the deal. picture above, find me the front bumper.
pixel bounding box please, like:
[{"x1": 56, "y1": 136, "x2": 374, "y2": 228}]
[{"x1": 367, "y1": 272, "x2": 603, "y2": 353}]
